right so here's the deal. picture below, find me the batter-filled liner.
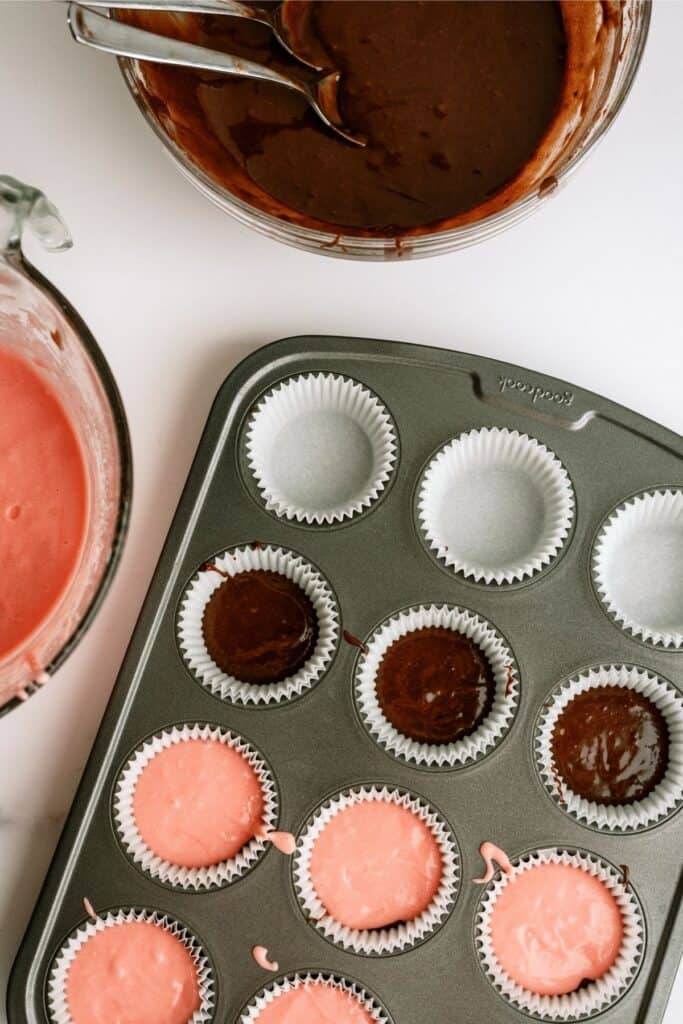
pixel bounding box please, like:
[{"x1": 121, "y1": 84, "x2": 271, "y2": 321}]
[
  {"x1": 534, "y1": 665, "x2": 683, "y2": 833},
  {"x1": 475, "y1": 847, "x2": 644, "y2": 1021},
  {"x1": 354, "y1": 603, "x2": 519, "y2": 768},
  {"x1": 238, "y1": 972, "x2": 392, "y2": 1024},
  {"x1": 293, "y1": 785, "x2": 459, "y2": 955},
  {"x1": 177, "y1": 544, "x2": 339, "y2": 706},
  {"x1": 47, "y1": 908, "x2": 215, "y2": 1024},
  {"x1": 114, "y1": 723, "x2": 278, "y2": 890}
]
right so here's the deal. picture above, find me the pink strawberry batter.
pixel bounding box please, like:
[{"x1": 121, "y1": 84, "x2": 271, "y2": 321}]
[
  {"x1": 252, "y1": 945, "x2": 279, "y2": 972},
  {"x1": 0, "y1": 348, "x2": 88, "y2": 660},
  {"x1": 65, "y1": 921, "x2": 200, "y2": 1024},
  {"x1": 309, "y1": 798, "x2": 442, "y2": 930},
  {"x1": 490, "y1": 862, "x2": 624, "y2": 996},
  {"x1": 255, "y1": 981, "x2": 374, "y2": 1023},
  {"x1": 473, "y1": 841, "x2": 513, "y2": 884},
  {"x1": 264, "y1": 830, "x2": 296, "y2": 855},
  {"x1": 133, "y1": 738, "x2": 264, "y2": 867}
]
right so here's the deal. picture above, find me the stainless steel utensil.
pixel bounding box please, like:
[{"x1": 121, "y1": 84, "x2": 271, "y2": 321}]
[
  {"x1": 82, "y1": 0, "x2": 323, "y2": 70},
  {"x1": 68, "y1": 4, "x2": 364, "y2": 146}
]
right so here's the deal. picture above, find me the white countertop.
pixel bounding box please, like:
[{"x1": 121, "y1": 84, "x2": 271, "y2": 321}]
[{"x1": 1, "y1": 2, "x2": 681, "y2": 1021}]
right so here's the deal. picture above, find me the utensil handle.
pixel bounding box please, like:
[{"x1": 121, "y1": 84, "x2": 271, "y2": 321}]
[
  {"x1": 81, "y1": 0, "x2": 268, "y2": 21},
  {"x1": 67, "y1": 4, "x2": 304, "y2": 96}
]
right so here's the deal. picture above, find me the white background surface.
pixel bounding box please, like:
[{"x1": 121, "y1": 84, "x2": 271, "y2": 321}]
[{"x1": 1, "y1": 2, "x2": 682, "y2": 1021}]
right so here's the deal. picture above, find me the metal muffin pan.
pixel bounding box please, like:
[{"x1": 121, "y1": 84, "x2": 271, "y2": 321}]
[{"x1": 8, "y1": 336, "x2": 683, "y2": 1023}]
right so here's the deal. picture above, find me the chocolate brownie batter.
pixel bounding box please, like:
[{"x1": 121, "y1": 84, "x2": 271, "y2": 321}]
[
  {"x1": 551, "y1": 687, "x2": 669, "y2": 806},
  {"x1": 202, "y1": 570, "x2": 317, "y2": 684},
  {"x1": 376, "y1": 627, "x2": 495, "y2": 744},
  {"x1": 122, "y1": 1, "x2": 572, "y2": 235}
]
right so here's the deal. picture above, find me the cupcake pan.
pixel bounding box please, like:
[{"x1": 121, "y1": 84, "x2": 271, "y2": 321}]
[{"x1": 8, "y1": 337, "x2": 683, "y2": 1024}]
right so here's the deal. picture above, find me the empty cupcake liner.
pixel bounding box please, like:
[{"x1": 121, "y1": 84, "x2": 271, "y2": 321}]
[
  {"x1": 47, "y1": 908, "x2": 215, "y2": 1024},
  {"x1": 534, "y1": 665, "x2": 683, "y2": 833},
  {"x1": 238, "y1": 971, "x2": 392, "y2": 1023},
  {"x1": 354, "y1": 604, "x2": 519, "y2": 768},
  {"x1": 293, "y1": 785, "x2": 459, "y2": 956},
  {"x1": 417, "y1": 427, "x2": 575, "y2": 584},
  {"x1": 591, "y1": 488, "x2": 683, "y2": 649},
  {"x1": 178, "y1": 544, "x2": 339, "y2": 706},
  {"x1": 245, "y1": 372, "x2": 398, "y2": 525},
  {"x1": 114, "y1": 723, "x2": 279, "y2": 890},
  {"x1": 475, "y1": 848, "x2": 644, "y2": 1021}
]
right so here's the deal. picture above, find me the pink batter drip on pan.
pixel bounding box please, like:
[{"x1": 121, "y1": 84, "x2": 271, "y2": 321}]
[
  {"x1": 252, "y1": 945, "x2": 279, "y2": 972},
  {"x1": 82, "y1": 897, "x2": 98, "y2": 922},
  {"x1": 264, "y1": 830, "x2": 297, "y2": 855},
  {"x1": 473, "y1": 841, "x2": 514, "y2": 884}
]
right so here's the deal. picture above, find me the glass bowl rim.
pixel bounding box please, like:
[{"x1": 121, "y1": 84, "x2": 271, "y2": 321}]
[{"x1": 116, "y1": 0, "x2": 651, "y2": 259}]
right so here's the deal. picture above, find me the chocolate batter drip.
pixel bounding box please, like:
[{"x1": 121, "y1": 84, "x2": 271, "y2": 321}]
[
  {"x1": 551, "y1": 686, "x2": 669, "y2": 806},
  {"x1": 122, "y1": 1, "x2": 568, "y2": 233},
  {"x1": 202, "y1": 570, "x2": 318, "y2": 684},
  {"x1": 376, "y1": 627, "x2": 495, "y2": 744}
]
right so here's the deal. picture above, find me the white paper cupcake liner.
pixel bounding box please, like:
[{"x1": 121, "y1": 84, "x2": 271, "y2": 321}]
[
  {"x1": 293, "y1": 785, "x2": 459, "y2": 955},
  {"x1": 47, "y1": 908, "x2": 215, "y2": 1024},
  {"x1": 475, "y1": 848, "x2": 644, "y2": 1021},
  {"x1": 417, "y1": 427, "x2": 575, "y2": 584},
  {"x1": 592, "y1": 488, "x2": 683, "y2": 648},
  {"x1": 245, "y1": 373, "x2": 398, "y2": 525},
  {"x1": 354, "y1": 604, "x2": 519, "y2": 768},
  {"x1": 178, "y1": 544, "x2": 339, "y2": 706},
  {"x1": 534, "y1": 665, "x2": 683, "y2": 833},
  {"x1": 114, "y1": 723, "x2": 279, "y2": 890},
  {"x1": 239, "y1": 971, "x2": 391, "y2": 1023}
]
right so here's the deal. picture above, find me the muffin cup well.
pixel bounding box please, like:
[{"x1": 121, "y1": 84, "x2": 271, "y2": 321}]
[
  {"x1": 177, "y1": 544, "x2": 339, "y2": 706},
  {"x1": 114, "y1": 723, "x2": 279, "y2": 890},
  {"x1": 475, "y1": 847, "x2": 644, "y2": 1021},
  {"x1": 417, "y1": 427, "x2": 575, "y2": 584},
  {"x1": 534, "y1": 665, "x2": 683, "y2": 833},
  {"x1": 354, "y1": 603, "x2": 519, "y2": 768},
  {"x1": 245, "y1": 373, "x2": 398, "y2": 525},
  {"x1": 292, "y1": 785, "x2": 459, "y2": 956},
  {"x1": 47, "y1": 908, "x2": 215, "y2": 1024},
  {"x1": 238, "y1": 972, "x2": 392, "y2": 1023},
  {"x1": 592, "y1": 488, "x2": 683, "y2": 649}
]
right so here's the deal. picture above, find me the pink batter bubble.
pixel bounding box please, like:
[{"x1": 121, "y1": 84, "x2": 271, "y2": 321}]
[
  {"x1": 309, "y1": 798, "x2": 442, "y2": 930},
  {"x1": 133, "y1": 738, "x2": 264, "y2": 868},
  {"x1": 0, "y1": 348, "x2": 88, "y2": 660},
  {"x1": 254, "y1": 980, "x2": 375, "y2": 1023},
  {"x1": 490, "y1": 862, "x2": 624, "y2": 996},
  {"x1": 65, "y1": 921, "x2": 200, "y2": 1024}
]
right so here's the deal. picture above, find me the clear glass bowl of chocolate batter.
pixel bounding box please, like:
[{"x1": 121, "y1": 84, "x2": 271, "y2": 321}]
[
  {"x1": 0, "y1": 178, "x2": 131, "y2": 714},
  {"x1": 118, "y1": 1, "x2": 650, "y2": 258}
]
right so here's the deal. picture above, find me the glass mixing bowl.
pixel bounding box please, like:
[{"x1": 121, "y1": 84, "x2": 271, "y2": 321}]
[
  {"x1": 0, "y1": 177, "x2": 132, "y2": 714},
  {"x1": 118, "y1": 0, "x2": 650, "y2": 260}
]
